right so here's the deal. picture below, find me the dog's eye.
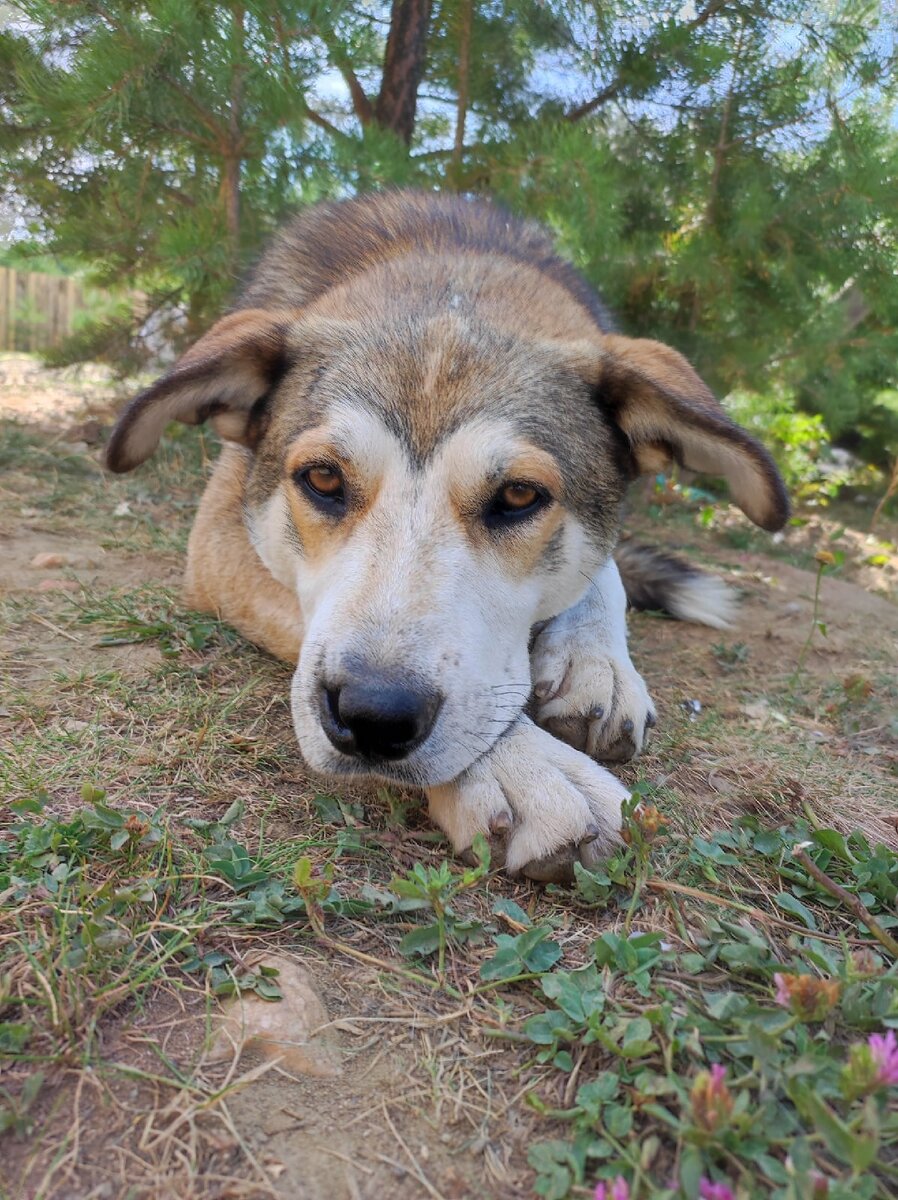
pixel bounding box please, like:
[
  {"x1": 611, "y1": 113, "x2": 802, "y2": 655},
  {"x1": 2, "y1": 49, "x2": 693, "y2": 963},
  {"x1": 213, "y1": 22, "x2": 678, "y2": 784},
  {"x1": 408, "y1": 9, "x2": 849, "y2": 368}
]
[
  {"x1": 500, "y1": 483, "x2": 540, "y2": 510},
  {"x1": 295, "y1": 465, "x2": 346, "y2": 510},
  {"x1": 486, "y1": 482, "x2": 549, "y2": 527}
]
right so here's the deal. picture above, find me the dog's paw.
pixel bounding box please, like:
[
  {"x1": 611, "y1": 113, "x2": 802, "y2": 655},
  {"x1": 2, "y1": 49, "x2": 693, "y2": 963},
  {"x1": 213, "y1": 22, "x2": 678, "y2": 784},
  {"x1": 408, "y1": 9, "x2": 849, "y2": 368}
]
[
  {"x1": 530, "y1": 625, "x2": 656, "y2": 763},
  {"x1": 426, "y1": 718, "x2": 626, "y2": 883}
]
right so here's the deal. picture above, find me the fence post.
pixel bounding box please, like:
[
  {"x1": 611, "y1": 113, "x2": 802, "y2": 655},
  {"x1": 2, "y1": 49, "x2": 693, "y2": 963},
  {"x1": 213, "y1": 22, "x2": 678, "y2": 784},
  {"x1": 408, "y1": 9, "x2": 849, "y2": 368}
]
[{"x1": 0, "y1": 267, "x2": 103, "y2": 352}]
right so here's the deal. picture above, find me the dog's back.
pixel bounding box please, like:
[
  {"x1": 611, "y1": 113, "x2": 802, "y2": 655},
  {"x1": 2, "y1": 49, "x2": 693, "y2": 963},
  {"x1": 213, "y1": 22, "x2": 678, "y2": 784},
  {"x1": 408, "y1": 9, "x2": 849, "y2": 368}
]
[{"x1": 240, "y1": 190, "x2": 614, "y2": 331}]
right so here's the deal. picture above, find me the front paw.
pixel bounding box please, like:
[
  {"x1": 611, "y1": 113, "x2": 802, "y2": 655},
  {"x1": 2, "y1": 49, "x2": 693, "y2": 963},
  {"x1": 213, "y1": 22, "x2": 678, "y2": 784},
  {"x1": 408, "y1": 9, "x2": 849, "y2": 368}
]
[
  {"x1": 426, "y1": 718, "x2": 627, "y2": 883},
  {"x1": 530, "y1": 627, "x2": 656, "y2": 763}
]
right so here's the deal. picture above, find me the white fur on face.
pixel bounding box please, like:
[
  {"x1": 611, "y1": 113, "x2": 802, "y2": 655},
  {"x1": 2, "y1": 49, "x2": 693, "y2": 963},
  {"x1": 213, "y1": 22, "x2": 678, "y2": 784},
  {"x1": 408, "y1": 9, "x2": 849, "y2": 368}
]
[{"x1": 247, "y1": 405, "x2": 602, "y2": 786}]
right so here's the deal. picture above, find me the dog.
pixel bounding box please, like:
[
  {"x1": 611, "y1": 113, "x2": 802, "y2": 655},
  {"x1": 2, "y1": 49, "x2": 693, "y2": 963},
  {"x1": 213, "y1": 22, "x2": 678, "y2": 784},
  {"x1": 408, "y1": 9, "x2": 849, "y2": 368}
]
[{"x1": 106, "y1": 190, "x2": 789, "y2": 882}]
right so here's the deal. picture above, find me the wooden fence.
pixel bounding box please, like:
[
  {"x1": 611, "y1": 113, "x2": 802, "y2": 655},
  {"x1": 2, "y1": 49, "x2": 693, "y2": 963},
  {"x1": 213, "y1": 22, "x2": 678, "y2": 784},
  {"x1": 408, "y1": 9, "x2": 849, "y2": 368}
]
[{"x1": 0, "y1": 267, "x2": 92, "y2": 353}]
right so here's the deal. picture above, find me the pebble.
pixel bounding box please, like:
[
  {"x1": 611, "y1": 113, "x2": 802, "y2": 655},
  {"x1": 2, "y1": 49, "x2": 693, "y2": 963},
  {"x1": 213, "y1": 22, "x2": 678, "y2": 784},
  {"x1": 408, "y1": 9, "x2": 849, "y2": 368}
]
[
  {"x1": 31, "y1": 552, "x2": 75, "y2": 569},
  {"x1": 30, "y1": 550, "x2": 99, "y2": 570},
  {"x1": 207, "y1": 955, "x2": 342, "y2": 1078}
]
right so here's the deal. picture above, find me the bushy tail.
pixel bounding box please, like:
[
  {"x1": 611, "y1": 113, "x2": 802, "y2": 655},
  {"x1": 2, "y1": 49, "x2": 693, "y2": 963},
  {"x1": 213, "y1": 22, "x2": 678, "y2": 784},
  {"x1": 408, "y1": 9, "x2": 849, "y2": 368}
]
[{"x1": 613, "y1": 539, "x2": 737, "y2": 630}]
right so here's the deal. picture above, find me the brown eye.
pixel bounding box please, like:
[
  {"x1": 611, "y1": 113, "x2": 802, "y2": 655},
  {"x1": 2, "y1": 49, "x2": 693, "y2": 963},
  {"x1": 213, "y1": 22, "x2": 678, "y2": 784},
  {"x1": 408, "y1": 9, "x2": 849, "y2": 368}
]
[
  {"x1": 486, "y1": 480, "x2": 549, "y2": 527},
  {"x1": 305, "y1": 466, "x2": 342, "y2": 495},
  {"x1": 294, "y1": 464, "x2": 346, "y2": 511},
  {"x1": 500, "y1": 483, "x2": 539, "y2": 510}
]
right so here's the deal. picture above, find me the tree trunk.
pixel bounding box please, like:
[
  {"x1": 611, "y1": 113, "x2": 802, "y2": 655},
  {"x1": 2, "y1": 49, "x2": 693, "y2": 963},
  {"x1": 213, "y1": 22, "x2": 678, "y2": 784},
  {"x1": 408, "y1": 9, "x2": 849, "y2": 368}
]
[
  {"x1": 222, "y1": 5, "x2": 245, "y2": 266},
  {"x1": 452, "y1": 0, "x2": 473, "y2": 171},
  {"x1": 221, "y1": 153, "x2": 240, "y2": 246},
  {"x1": 375, "y1": 0, "x2": 432, "y2": 144}
]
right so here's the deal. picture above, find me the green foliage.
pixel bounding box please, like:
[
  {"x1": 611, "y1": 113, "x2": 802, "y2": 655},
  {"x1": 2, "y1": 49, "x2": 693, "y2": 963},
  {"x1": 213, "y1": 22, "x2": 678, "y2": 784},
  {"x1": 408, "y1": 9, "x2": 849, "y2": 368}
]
[
  {"x1": 390, "y1": 838, "x2": 491, "y2": 970},
  {"x1": 519, "y1": 817, "x2": 898, "y2": 1198},
  {"x1": 0, "y1": 1071, "x2": 44, "y2": 1139},
  {"x1": 725, "y1": 387, "x2": 885, "y2": 502},
  {"x1": 77, "y1": 589, "x2": 235, "y2": 657},
  {"x1": 479, "y1": 924, "x2": 563, "y2": 982},
  {"x1": 4, "y1": 760, "x2": 898, "y2": 1194}
]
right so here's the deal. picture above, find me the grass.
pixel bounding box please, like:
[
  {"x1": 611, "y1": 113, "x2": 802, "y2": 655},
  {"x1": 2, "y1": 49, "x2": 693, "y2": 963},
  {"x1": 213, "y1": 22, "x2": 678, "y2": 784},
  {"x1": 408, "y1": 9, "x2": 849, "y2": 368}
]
[{"x1": 1, "y1": 379, "x2": 897, "y2": 1198}]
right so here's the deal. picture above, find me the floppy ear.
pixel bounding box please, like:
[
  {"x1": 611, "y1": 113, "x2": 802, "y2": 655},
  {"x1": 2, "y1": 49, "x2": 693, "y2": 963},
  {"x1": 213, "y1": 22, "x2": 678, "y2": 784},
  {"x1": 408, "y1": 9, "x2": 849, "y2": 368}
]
[
  {"x1": 596, "y1": 334, "x2": 790, "y2": 531},
  {"x1": 105, "y1": 309, "x2": 294, "y2": 473}
]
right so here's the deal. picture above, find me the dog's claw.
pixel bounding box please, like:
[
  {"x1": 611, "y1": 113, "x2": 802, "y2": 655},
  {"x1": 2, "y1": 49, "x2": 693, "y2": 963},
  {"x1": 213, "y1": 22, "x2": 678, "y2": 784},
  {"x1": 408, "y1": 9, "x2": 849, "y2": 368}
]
[
  {"x1": 489, "y1": 810, "x2": 513, "y2": 835},
  {"x1": 521, "y1": 831, "x2": 608, "y2": 882},
  {"x1": 428, "y1": 719, "x2": 625, "y2": 885},
  {"x1": 580, "y1": 822, "x2": 600, "y2": 845},
  {"x1": 530, "y1": 620, "x2": 655, "y2": 764},
  {"x1": 520, "y1": 846, "x2": 577, "y2": 883}
]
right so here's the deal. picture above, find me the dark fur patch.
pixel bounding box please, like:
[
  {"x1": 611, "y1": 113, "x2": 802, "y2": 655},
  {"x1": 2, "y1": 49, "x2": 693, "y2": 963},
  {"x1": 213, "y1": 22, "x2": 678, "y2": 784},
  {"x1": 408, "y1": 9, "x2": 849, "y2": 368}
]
[
  {"x1": 540, "y1": 525, "x2": 566, "y2": 573},
  {"x1": 614, "y1": 539, "x2": 708, "y2": 615}
]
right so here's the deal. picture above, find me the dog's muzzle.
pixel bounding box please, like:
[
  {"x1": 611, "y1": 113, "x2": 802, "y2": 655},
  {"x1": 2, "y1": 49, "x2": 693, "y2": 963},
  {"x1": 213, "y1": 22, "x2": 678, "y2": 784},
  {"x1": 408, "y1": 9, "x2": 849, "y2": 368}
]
[{"x1": 317, "y1": 667, "x2": 443, "y2": 764}]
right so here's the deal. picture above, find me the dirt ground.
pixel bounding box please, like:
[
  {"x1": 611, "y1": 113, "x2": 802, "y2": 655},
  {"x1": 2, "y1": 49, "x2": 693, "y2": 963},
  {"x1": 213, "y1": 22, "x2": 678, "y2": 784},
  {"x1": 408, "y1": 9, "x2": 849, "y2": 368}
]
[{"x1": 1, "y1": 353, "x2": 897, "y2": 1199}]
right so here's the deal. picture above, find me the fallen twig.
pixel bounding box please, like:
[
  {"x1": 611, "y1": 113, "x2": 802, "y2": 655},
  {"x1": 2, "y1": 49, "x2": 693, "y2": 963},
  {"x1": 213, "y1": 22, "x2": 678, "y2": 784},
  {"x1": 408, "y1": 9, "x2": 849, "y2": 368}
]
[
  {"x1": 792, "y1": 846, "x2": 898, "y2": 958},
  {"x1": 647, "y1": 877, "x2": 877, "y2": 945}
]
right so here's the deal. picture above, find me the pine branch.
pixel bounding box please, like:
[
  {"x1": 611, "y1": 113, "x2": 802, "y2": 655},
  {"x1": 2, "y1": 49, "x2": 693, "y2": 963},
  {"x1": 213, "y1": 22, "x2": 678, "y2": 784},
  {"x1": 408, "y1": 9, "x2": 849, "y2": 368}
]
[
  {"x1": 160, "y1": 73, "x2": 231, "y2": 147},
  {"x1": 338, "y1": 63, "x2": 375, "y2": 125},
  {"x1": 303, "y1": 106, "x2": 353, "y2": 142},
  {"x1": 564, "y1": 0, "x2": 729, "y2": 122},
  {"x1": 268, "y1": 15, "x2": 358, "y2": 142},
  {"x1": 92, "y1": 2, "x2": 230, "y2": 147}
]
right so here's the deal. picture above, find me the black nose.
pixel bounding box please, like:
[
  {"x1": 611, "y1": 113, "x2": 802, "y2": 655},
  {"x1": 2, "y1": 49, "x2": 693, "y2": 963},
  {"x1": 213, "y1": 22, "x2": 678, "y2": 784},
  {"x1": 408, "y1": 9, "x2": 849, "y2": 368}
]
[{"x1": 319, "y1": 673, "x2": 442, "y2": 762}]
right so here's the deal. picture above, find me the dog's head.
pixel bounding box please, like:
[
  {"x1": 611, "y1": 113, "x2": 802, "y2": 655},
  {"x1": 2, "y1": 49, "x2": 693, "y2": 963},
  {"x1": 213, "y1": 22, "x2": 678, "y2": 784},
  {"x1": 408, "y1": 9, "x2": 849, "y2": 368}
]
[{"x1": 107, "y1": 253, "x2": 788, "y2": 786}]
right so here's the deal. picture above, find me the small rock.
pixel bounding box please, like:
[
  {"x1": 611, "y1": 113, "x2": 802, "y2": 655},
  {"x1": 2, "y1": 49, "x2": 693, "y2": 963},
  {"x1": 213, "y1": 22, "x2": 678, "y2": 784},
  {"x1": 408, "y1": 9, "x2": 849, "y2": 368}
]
[
  {"x1": 37, "y1": 578, "x2": 80, "y2": 592},
  {"x1": 31, "y1": 552, "x2": 75, "y2": 569},
  {"x1": 707, "y1": 769, "x2": 735, "y2": 795},
  {"x1": 113, "y1": 501, "x2": 132, "y2": 518},
  {"x1": 30, "y1": 550, "x2": 98, "y2": 570},
  {"x1": 207, "y1": 955, "x2": 341, "y2": 1078}
]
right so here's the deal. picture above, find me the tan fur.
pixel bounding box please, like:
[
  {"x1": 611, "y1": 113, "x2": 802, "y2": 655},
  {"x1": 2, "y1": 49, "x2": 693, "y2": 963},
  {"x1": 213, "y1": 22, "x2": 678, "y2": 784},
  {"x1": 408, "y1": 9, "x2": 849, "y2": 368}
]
[
  {"x1": 595, "y1": 335, "x2": 786, "y2": 530},
  {"x1": 185, "y1": 446, "x2": 303, "y2": 663},
  {"x1": 179, "y1": 309, "x2": 287, "y2": 367}
]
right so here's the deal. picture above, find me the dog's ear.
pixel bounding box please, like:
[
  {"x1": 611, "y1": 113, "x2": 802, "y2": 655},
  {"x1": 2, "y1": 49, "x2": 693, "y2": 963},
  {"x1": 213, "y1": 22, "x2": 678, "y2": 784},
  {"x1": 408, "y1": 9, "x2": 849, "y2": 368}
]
[
  {"x1": 105, "y1": 309, "x2": 293, "y2": 473},
  {"x1": 596, "y1": 334, "x2": 789, "y2": 531}
]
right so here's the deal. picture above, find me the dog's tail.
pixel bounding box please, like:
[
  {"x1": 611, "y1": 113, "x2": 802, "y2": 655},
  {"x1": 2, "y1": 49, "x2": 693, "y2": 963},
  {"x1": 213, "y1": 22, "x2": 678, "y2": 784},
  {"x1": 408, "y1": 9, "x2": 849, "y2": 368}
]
[{"x1": 614, "y1": 539, "x2": 737, "y2": 630}]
